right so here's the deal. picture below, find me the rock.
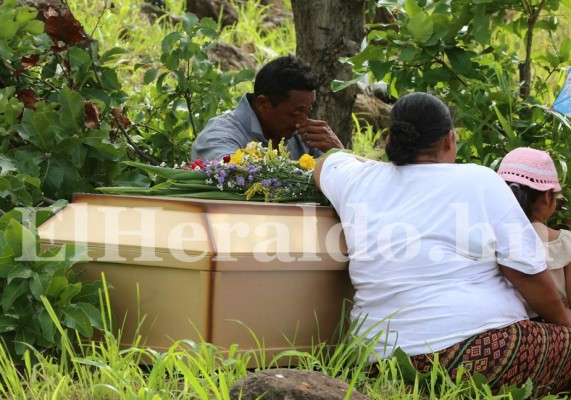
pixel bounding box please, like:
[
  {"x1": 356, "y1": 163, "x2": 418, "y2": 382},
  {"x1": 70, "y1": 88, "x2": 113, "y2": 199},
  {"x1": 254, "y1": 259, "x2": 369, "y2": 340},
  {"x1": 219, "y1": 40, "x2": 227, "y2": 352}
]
[
  {"x1": 229, "y1": 368, "x2": 370, "y2": 400},
  {"x1": 353, "y1": 94, "x2": 391, "y2": 133},
  {"x1": 141, "y1": 2, "x2": 181, "y2": 25},
  {"x1": 208, "y1": 42, "x2": 257, "y2": 72},
  {"x1": 186, "y1": 0, "x2": 238, "y2": 28}
]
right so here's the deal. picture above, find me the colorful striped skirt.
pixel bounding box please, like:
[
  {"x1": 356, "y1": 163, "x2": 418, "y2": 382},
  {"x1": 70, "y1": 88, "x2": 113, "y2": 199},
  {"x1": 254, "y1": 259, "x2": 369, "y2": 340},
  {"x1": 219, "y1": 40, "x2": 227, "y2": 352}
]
[{"x1": 410, "y1": 320, "x2": 571, "y2": 397}]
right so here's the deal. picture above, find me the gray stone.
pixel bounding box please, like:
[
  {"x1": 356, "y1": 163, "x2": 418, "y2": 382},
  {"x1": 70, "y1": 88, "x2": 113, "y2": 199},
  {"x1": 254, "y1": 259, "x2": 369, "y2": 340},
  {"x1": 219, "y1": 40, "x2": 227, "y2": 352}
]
[{"x1": 229, "y1": 368, "x2": 370, "y2": 400}]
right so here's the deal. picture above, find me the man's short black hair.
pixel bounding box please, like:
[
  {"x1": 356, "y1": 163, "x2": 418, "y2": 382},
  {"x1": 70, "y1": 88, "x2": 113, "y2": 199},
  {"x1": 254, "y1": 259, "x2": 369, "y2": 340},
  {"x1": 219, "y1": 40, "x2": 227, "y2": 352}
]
[{"x1": 253, "y1": 55, "x2": 318, "y2": 105}]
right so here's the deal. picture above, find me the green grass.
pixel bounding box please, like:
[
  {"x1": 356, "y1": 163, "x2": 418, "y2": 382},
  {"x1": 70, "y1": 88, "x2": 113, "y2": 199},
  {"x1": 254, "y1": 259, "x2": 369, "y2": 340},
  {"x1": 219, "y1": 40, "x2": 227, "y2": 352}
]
[{"x1": 0, "y1": 292, "x2": 525, "y2": 399}]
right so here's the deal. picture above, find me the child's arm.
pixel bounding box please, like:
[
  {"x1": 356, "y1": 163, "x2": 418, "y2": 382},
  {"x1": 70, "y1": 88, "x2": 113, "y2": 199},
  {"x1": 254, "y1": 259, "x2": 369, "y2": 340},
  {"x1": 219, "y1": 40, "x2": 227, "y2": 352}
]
[{"x1": 565, "y1": 263, "x2": 571, "y2": 308}]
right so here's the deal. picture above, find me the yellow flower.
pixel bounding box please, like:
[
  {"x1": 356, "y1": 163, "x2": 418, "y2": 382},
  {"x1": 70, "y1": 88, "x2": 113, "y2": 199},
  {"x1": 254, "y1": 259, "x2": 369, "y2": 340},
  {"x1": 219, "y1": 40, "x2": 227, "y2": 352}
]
[
  {"x1": 229, "y1": 149, "x2": 245, "y2": 165},
  {"x1": 299, "y1": 154, "x2": 315, "y2": 170}
]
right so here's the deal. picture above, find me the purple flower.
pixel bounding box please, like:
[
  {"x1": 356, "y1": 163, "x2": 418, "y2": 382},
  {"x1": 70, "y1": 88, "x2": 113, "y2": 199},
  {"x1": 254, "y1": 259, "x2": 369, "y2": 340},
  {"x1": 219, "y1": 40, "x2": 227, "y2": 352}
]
[
  {"x1": 248, "y1": 175, "x2": 254, "y2": 181},
  {"x1": 261, "y1": 179, "x2": 271, "y2": 187},
  {"x1": 236, "y1": 176, "x2": 245, "y2": 185},
  {"x1": 218, "y1": 176, "x2": 225, "y2": 184},
  {"x1": 249, "y1": 165, "x2": 261, "y2": 174}
]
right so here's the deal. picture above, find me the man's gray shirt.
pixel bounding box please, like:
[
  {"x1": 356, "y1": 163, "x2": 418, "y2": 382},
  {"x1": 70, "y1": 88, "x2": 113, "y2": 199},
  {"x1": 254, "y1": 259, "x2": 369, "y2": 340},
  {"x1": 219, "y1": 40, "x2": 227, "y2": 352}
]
[{"x1": 190, "y1": 94, "x2": 322, "y2": 161}]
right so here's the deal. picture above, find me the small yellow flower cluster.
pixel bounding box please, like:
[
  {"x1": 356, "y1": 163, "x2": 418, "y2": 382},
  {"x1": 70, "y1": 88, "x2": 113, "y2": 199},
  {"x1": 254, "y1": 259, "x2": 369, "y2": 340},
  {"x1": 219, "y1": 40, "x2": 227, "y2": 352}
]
[
  {"x1": 229, "y1": 149, "x2": 245, "y2": 165},
  {"x1": 299, "y1": 154, "x2": 315, "y2": 170}
]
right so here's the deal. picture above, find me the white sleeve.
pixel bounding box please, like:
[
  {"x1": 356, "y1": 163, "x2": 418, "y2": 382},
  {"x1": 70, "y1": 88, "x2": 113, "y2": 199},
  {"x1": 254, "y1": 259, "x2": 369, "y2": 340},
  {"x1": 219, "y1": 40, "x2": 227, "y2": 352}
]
[
  {"x1": 319, "y1": 152, "x2": 364, "y2": 210},
  {"x1": 495, "y1": 203, "x2": 547, "y2": 274}
]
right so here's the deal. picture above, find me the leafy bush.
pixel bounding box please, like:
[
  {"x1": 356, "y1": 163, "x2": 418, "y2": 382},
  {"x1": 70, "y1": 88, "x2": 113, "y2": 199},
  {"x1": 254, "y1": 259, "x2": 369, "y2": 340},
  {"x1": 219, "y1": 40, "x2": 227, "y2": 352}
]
[
  {"x1": 0, "y1": 0, "x2": 132, "y2": 206},
  {"x1": 0, "y1": 204, "x2": 110, "y2": 364}
]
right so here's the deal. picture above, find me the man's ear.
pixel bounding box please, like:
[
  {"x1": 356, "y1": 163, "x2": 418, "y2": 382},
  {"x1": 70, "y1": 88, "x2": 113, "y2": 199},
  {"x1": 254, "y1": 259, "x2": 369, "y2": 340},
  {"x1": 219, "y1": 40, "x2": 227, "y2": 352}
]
[{"x1": 254, "y1": 95, "x2": 272, "y2": 110}]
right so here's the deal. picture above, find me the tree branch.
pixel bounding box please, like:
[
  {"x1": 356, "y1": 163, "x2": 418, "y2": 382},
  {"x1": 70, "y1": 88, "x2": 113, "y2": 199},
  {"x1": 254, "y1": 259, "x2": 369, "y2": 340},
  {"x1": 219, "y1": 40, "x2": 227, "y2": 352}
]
[{"x1": 520, "y1": 0, "x2": 547, "y2": 99}]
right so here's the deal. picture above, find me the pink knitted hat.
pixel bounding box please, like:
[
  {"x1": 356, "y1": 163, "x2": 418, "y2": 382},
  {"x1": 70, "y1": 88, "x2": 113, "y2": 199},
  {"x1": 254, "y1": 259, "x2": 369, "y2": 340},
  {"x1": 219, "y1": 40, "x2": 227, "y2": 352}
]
[{"x1": 497, "y1": 147, "x2": 561, "y2": 192}]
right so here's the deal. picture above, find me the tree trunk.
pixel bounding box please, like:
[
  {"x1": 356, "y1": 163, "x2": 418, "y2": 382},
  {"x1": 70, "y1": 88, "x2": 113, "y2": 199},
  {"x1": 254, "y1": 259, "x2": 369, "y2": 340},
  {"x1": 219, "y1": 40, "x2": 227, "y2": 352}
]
[{"x1": 291, "y1": 0, "x2": 366, "y2": 149}]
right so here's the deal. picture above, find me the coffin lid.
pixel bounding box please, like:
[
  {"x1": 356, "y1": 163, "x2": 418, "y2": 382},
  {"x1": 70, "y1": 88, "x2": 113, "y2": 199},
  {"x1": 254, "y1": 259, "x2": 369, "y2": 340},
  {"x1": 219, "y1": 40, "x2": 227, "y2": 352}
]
[{"x1": 38, "y1": 194, "x2": 348, "y2": 271}]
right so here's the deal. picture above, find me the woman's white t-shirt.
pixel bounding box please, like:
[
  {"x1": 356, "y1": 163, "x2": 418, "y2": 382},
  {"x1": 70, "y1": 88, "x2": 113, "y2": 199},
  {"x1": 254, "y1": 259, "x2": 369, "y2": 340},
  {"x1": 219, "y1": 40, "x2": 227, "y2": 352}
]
[{"x1": 320, "y1": 152, "x2": 546, "y2": 357}]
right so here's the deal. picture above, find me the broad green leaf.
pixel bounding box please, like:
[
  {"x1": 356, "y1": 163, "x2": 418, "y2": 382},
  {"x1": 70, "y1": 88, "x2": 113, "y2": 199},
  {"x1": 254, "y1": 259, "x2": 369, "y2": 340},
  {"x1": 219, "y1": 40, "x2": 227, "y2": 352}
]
[
  {"x1": 4, "y1": 219, "x2": 38, "y2": 261},
  {"x1": 23, "y1": 19, "x2": 43, "y2": 35},
  {"x1": 58, "y1": 87, "x2": 84, "y2": 132},
  {"x1": 29, "y1": 272, "x2": 51, "y2": 298},
  {"x1": 161, "y1": 32, "x2": 182, "y2": 53},
  {"x1": 62, "y1": 305, "x2": 92, "y2": 337},
  {"x1": 100, "y1": 47, "x2": 128, "y2": 63},
  {"x1": 100, "y1": 68, "x2": 121, "y2": 91},
  {"x1": 17, "y1": 108, "x2": 57, "y2": 151},
  {"x1": 0, "y1": 156, "x2": 17, "y2": 175},
  {"x1": 493, "y1": 105, "x2": 515, "y2": 140},
  {"x1": 143, "y1": 68, "x2": 158, "y2": 84},
  {"x1": 233, "y1": 69, "x2": 255, "y2": 84},
  {"x1": 407, "y1": 12, "x2": 433, "y2": 44},
  {"x1": 182, "y1": 13, "x2": 199, "y2": 35},
  {"x1": 7, "y1": 265, "x2": 33, "y2": 282},
  {"x1": 37, "y1": 308, "x2": 55, "y2": 342},
  {"x1": 47, "y1": 275, "x2": 68, "y2": 298},
  {"x1": 75, "y1": 282, "x2": 105, "y2": 305},
  {"x1": 368, "y1": 61, "x2": 392, "y2": 81},
  {"x1": 404, "y1": 0, "x2": 423, "y2": 17},
  {"x1": 0, "y1": 38, "x2": 10, "y2": 58},
  {"x1": 0, "y1": 176, "x2": 10, "y2": 190},
  {"x1": 2, "y1": 278, "x2": 28, "y2": 313},
  {"x1": 559, "y1": 38, "x2": 571, "y2": 63},
  {"x1": 112, "y1": 170, "x2": 151, "y2": 187},
  {"x1": 15, "y1": 6, "x2": 37, "y2": 23},
  {"x1": 68, "y1": 47, "x2": 91, "y2": 70},
  {"x1": 200, "y1": 17, "x2": 219, "y2": 33},
  {"x1": 123, "y1": 161, "x2": 207, "y2": 180},
  {"x1": 41, "y1": 157, "x2": 65, "y2": 195},
  {"x1": 164, "y1": 51, "x2": 181, "y2": 71},
  {"x1": 0, "y1": 18, "x2": 18, "y2": 40},
  {"x1": 472, "y1": 5, "x2": 490, "y2": 44},
  {"x1": 446, "y1": 48, "x2": 474, "y2": 75},
  {"x1": 398, "y1": 46, "x2": 420, "y2": 62},
  {"x1": 0, "y1": 315, "x2": 18, "y2": 333},
  {"x1": 14, "y1": 327, "x2": 37, "y2": 355},
  {"x1": 96, "y1": 186, "x2": 155, "y2": 195},
  {"x1": 58, "y1": 282, "x2": 82, "y2": 306},
  {"x1": 422, "y1": 67, "x2": 450, "y2": 83},
  {"x1": 331, "y1": 74, "x2": 365, "y2": 92},
  {"x1": 76, "y1": 302, "x2": 103, "y2": 327}
]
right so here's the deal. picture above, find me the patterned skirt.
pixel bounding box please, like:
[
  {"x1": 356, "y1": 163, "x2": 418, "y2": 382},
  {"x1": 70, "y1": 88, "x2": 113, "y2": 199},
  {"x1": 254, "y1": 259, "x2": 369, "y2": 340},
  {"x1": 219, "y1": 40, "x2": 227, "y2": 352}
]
[{"x1": 410, "y1": 320, "x2": 571, "y2": 397}]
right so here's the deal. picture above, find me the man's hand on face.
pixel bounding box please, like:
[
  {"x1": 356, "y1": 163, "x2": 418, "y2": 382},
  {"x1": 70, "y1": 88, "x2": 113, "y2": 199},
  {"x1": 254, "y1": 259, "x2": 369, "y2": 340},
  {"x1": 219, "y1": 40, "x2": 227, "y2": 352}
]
[{"x1": 296, "y1": 119, "x2": 344, "y2": 152}]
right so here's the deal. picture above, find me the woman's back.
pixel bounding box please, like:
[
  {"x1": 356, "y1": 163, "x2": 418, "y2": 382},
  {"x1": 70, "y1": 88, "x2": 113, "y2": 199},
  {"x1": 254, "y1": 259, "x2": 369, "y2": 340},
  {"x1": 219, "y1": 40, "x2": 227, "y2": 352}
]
[{"x1": 322, "y1": 153, "x2": 544, "y2": 356}]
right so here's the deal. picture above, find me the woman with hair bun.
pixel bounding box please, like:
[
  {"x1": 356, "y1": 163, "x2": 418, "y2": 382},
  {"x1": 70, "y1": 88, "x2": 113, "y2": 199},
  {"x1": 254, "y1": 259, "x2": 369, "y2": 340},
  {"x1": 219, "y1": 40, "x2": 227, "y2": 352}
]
[{"x1": 314, "y1": 92, "x2": 571, "y2": 396}]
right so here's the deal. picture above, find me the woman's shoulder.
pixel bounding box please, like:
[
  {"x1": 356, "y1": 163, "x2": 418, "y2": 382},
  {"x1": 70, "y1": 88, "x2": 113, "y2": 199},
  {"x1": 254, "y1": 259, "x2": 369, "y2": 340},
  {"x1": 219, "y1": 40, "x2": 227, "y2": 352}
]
[{"x1": 447, "y1": 162, "x2": 503, "y2": 181}]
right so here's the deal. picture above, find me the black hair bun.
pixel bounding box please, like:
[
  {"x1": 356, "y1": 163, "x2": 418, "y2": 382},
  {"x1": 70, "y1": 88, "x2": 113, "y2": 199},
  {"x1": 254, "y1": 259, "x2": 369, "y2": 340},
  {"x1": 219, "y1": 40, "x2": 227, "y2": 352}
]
[{"x1": 386, "y1": 120, "x2": 420, "y2": 165}]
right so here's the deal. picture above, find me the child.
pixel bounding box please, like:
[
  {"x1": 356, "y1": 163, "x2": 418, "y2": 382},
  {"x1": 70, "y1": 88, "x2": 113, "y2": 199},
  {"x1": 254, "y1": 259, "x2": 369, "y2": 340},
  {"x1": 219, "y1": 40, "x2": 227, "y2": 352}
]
[{"x1": 498, "y1": 147, "x2": 571, "y2": 315}]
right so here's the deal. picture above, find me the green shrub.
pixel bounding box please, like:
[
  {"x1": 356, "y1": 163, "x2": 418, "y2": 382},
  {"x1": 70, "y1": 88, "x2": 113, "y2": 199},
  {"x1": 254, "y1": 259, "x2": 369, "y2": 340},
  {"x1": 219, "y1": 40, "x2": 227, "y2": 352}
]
[{"x1": 0, "y1": 204, "x2": 110, "y2": 364}]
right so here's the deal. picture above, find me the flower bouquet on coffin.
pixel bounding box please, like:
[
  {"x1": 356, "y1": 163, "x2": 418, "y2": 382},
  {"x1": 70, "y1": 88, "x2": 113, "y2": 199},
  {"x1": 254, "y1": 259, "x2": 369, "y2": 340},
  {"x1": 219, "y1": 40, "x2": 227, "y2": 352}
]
[{"x1": 98, "y1": 140, "x2": 329, "y2": 205}]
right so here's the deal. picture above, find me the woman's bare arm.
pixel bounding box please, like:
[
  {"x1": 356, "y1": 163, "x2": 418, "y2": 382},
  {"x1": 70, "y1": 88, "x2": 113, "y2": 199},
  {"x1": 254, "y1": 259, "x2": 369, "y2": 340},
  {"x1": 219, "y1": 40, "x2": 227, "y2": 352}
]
[{"x1": 500, "y1": 265, "x2": 571, "y2": 327}]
